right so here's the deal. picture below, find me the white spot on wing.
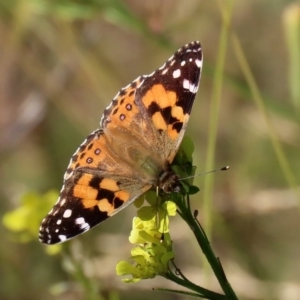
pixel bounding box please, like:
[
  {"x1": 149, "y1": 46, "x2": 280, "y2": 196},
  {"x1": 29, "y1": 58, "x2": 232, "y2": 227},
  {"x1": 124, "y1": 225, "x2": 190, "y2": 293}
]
[
  {"x1": 65, "y1": 167, "x2": 72, "y2": 175},
  {"x1": 168, "y1": 55, "x2": 174, "y2": 61},
  {"x1": 123, "y1": 82, "x2": 132, "y2": 90},
  {"x1": 75, "y1": 217, "x2": 90, "y2": 230},
  {"x1": 194, "y1": 84, "x2": 199, "y2": 93},
  {"x1": 63, "y1": 209, "x2": 72, "y2": 218},
  {"x1": 183, "y1": 79, "x2": 190, "y2": 90},
  {"x1": 183, "y1": 79, "x2": 197, "y2": 94},
  {"x1": 195, "y1": 59, "x2": 202, "y2": 68},
  {"x1": 81, "y1": 223, "x2": 90, "y2": 231},
  {"x1": 112, "y1": 91, "x2": 120, "y2": 101},
  {"x1": 60, "y1": 198, "x2": 66, "y2": 206},
  {"x1": 189, "y1": 83, "x2": 196, "y2": 93},
  {"x1": 181, "y1": 61, "x2": 186, "y2": 66},
  {"x1": 147, "y1": 71, "x2": 155, "y2": 77},
  {"x1": 188, "y1": 82, "x2": 196, "y2": 93},
  {"x1": 158, "y1": 63, "x2": 166, "y2": 70},
  {"x1": 58, "y1": 235, "x2": 67, "y2": 242},
  {"x1": 173, "y1": 69, "x2": 181, "y2": 78},
  {"x1": 75, "y1": 217, "x2": 85, "y2": 225},
  {"x1": 56, "y1": 219, "x2": 62, "y2": 225}
]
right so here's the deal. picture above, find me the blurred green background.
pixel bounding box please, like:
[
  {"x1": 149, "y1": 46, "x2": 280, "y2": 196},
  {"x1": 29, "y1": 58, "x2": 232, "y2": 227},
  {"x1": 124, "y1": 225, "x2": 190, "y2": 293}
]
[{"x1": 0, "y1": 0, "x2": 300, "y2": 299}]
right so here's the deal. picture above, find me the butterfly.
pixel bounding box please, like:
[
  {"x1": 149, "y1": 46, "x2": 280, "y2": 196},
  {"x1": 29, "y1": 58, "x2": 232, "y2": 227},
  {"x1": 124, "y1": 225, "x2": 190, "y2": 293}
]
[{"x1": 39, "y1": 41, "x2": 202, "y2": 244}]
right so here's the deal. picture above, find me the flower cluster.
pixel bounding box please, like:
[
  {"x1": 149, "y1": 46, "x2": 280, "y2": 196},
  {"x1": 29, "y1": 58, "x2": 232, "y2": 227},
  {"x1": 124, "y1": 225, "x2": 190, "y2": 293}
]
[{"x1": 116, "y1": 191, "x2": 177, "y2": 282}]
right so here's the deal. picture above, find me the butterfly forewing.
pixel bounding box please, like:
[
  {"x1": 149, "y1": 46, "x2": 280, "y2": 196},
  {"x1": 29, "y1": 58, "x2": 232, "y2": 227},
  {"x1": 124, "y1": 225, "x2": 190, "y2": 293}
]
[{"x1": 136, "y1": 41, "x2": 202, "y2": 163}]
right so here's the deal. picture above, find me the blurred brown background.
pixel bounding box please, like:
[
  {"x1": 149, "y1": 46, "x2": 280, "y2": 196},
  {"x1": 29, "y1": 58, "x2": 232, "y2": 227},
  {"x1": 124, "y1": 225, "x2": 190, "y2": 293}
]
[{"x1": 0, "y1": 0, "x2": 300, "y2": 299}]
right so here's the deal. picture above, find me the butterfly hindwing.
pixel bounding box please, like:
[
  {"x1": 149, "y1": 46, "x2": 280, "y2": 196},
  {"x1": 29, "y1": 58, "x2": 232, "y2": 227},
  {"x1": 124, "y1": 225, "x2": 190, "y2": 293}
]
[{"x1": 39, "y1": 130, "x2": 151, "y2": 244}]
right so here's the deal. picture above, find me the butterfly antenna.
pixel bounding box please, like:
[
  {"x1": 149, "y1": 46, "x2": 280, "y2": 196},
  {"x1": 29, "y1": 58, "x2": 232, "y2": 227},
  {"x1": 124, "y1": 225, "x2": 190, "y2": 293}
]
[{"x1": 177, "y1": 166, "x2": 230, "y2": 182}]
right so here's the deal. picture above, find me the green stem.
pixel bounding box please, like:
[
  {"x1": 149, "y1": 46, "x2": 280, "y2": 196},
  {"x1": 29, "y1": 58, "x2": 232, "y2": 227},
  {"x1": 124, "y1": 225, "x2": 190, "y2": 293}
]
[
  {"x1": 163, "y1": 270, "x2": 226, "y2": 300},
  {"x1": 176, "y1": 195, "x2": 239, "y2": 300}
]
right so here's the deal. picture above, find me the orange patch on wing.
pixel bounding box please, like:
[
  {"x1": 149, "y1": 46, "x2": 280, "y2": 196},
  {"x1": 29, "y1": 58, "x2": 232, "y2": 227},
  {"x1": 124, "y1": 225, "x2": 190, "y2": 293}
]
[
  {"x1": 115, "y1": 190, "x2": 130, "y2": 202},
  {"x1": 167, "y1": 113, "x2": 189, "y2": 140},
  {"x1": 152, "y1": 112, "x2": 167, "y2": 130},
  {"x1": 97, "y1": 199, "x2": 114, "y2": 213},
  {"x1": 76, "y1": 174, "x2": 93, "y2": 186},
  {"x1": 142, "y1": 84, "x2": 177, "y2": 108},
  {"x1": 99, "y1": 178, "x2": 119, "y2": 191},
  {"x1": 167, "y1": 125, "x2": 181, "y2": 140},
  {"x1": 167, "y1": 126, "x2": 177, "y2": 140},
  {"x1": 81, "y1": 198, "x2": 99, "y2": 208},
  {"x1": 73, "y1": 185, "x2": 98, "y2": 200},
  {"x1": 171, "y1": 105, "x2": 184, "y2": 121}
]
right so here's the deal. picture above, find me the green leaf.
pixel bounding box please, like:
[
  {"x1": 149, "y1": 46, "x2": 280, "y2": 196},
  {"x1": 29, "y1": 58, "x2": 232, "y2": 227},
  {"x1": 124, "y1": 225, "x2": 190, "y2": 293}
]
[
  {"x1": 144, "y1": 190, "x2": 158, "y2": 206},
  {"x1": 189, "y1": 185, "x2": 200, "y2": 195},
  {"x1": 180, "y1": 135, "x2": 195, "y2": 161},
  {"x1": 137, "y1": 206, "x2": 156, "y2": 221},
  {"x1": 134, "y1": 195, "x2": 145, "y2": 208}
]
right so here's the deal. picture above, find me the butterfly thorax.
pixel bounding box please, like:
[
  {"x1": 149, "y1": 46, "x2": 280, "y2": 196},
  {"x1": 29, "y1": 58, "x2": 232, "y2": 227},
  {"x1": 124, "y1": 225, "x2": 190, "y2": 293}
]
[{"x1": 158, "y1": 169, "x2": 180, "y2": 193}]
